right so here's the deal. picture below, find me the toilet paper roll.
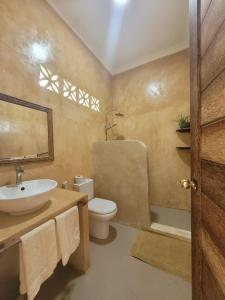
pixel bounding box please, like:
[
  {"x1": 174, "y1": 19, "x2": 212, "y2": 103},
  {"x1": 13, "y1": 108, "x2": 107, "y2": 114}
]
[{"x1": 74, "y1": 175, "x2": 85, "y2": 184}]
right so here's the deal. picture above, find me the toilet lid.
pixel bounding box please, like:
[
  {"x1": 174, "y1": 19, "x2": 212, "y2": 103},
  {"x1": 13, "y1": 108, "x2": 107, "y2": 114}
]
[{"x1": 88, "y1": 198, "x2": 117, "y2": 215}]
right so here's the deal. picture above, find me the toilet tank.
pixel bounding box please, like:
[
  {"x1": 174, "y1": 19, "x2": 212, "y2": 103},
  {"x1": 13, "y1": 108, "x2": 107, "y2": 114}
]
[{"x1": 74, "y1": 178, "x2": 94, "y2": 200}]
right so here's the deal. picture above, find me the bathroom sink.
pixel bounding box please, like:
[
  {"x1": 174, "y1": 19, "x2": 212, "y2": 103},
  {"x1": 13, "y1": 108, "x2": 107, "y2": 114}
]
[{"x1": 0, "y1": 179, "x2": 57, "y2": 215}]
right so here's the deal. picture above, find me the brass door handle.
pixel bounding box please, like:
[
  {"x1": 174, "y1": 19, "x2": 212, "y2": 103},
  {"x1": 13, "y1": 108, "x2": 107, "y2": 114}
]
[{"x1": 178, "y1": 179, "x2": 197, "y2": 190}]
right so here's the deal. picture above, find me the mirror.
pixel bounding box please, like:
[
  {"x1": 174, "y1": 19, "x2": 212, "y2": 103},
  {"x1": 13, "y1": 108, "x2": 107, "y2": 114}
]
[{"x1": 0, "y1": 93, "x2": 54, "y2": 164}]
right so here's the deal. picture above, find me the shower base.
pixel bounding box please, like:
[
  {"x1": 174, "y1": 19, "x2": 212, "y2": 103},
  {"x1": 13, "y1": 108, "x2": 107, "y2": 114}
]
[
  {"x1": 151, "y1": 205, "x2": 191, "y2": 231},
  {"x1": 150, "y1": 222, "x2": 191, "y2": 242}
]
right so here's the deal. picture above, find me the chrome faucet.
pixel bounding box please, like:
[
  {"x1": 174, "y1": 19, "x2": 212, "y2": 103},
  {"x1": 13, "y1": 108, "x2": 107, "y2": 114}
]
[{"x1": 16, "y1": 166, "x2": 24, "y2": 186}]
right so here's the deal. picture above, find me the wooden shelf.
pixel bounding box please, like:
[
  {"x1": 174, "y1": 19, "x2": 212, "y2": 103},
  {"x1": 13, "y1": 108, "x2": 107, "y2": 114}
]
[
  {"x1": 176, "y1": 127, "x2": 190, "y2": 133},
  {"x1": 176, "y1": 146, "x2": 191, "y2": 150},
  {"x1": 0, "y1": 188, "x2": 87, "y2": 248}
]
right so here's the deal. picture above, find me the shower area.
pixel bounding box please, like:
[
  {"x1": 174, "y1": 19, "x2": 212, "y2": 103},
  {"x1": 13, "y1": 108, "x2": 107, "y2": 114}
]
[
  {"x1": 92, "y1": 50, "x2": 191, "y2": 279},
  {"x1": 93, "y1": 105, "x2": 191, "y2": 281},
  {"x1": 93, "y1": 138, "x2": 191, "y2": 233},
  {"x1": 93, "y1": 50, "x2": 191, "y2": 234}
]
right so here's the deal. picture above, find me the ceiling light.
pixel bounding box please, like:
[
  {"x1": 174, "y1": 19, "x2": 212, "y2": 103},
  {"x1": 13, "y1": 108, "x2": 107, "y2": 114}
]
[{"x1": 113, "y1": 0, "x2": 129, "y2": 6}]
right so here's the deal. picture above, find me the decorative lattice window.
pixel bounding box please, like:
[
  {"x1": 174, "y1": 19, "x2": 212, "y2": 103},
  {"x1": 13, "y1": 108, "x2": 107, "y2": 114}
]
[
  {"x1": 90, "y1": 96, "x2": 100, "y2": 112},
  {"x1": 78, "y1": 89, "x2": 90, "y2": 108},
  {"x1": 63, "y1": 79, "x2": 77, "y2": 101},
  {"x1": 39, "y1": 65, "x2": 101, "y2": 112},
  {"x1": 39, "y1": 65, "x2": 59, "y2": 94}
]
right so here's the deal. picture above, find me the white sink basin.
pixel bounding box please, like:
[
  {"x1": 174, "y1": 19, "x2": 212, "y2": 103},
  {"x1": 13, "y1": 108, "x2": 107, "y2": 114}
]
[{"x1": 0, "y1": 179, "x2": 57, "y2": 215}]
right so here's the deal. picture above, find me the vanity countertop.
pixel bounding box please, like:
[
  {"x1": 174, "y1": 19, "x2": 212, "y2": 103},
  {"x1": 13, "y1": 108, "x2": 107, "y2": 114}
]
[{"x1": 0, "y1": 188, "x2": 87, "y2": 249}]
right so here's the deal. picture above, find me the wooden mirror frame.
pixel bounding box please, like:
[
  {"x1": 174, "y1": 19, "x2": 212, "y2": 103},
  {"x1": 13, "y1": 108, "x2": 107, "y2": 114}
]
[{"x1": 0, "y1": 93, "x2": 54, "y2": 165}]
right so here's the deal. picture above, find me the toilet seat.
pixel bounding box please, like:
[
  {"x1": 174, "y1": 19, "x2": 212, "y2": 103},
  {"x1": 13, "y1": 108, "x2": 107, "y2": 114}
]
[{"x1": 88, "y1": 198, "x2": 117, "y2": 215}]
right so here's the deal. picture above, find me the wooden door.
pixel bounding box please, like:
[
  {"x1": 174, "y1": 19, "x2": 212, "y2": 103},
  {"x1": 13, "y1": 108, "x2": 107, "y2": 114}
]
[{"x1": 190, "y1": 0, "x2": 225, "y2": 299}]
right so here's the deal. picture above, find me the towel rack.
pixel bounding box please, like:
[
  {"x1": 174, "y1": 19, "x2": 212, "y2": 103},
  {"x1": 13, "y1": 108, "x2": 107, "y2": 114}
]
[{"x1": 0, "y1": 200, "x2": 87, "y2": 254}]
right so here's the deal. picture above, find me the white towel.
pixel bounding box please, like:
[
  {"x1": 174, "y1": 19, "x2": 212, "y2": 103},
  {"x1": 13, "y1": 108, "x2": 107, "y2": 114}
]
[
  {"x1": 55, "y1": 206, "x2": 80, "y2": 266},
  {"x1": 19, "y1": 220, "x2": 58, "y2": 300}
]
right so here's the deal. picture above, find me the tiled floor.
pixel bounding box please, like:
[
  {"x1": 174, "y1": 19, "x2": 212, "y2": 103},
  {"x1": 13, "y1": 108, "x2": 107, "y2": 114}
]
[{"x1": 37, "y1": 222, "x2": 192, "y2": 300}]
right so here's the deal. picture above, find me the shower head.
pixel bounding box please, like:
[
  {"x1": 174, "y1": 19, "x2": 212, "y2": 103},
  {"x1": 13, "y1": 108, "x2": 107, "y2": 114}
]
[
  {"x1": 105, "y1": 110, "x2": 125, "y2": 117},
  {"x1": 115, "y1": 112, "x2": 125, "y2": 117}
]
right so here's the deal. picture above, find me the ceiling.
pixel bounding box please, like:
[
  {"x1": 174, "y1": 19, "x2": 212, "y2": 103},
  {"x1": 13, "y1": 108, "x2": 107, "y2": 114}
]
[{"x1": 47, "y1": 0, "x2": 189, "y2": 75}]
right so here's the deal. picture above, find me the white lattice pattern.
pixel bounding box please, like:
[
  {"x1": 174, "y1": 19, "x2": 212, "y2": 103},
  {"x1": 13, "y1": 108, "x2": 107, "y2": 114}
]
[
  {"x1": 90, "y1": 96, "x2": 100, "y2": 112},
  {"x1": 63, "y1": 79, "x2": 77, "y2": 101},
  {"x1": 78, "y1": 89, "x2": 90, "y2": 108},
  {"x1": 39, "y1": 65, "x2": 59, "y2": 94},
  {"x1": 39, "y1": 65, "x2": 101, "y2": 112}
]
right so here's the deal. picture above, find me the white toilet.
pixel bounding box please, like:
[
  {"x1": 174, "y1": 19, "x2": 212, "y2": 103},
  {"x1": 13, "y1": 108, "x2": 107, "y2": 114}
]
[{"x1": 74, "y1": 178, "x2": 117, "y2": 239}]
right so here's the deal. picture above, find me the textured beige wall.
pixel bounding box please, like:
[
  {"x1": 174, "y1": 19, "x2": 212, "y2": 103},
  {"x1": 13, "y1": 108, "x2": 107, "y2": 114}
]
[
  {"x1": 112, "y1": 50, "x2": 191, "y2": 210},
  {"x1": 93, "y1": 141, "x2": 150, "y2": 228},
  {"x1": 0, "y1": 0, "x2": 112, "y2": 188},
  {"x1": 0, "y1": 1, "x2": 190, "y2": 211}
]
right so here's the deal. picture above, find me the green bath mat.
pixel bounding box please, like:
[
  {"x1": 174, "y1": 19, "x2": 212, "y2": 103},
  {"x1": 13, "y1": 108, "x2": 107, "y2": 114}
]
[{"x1": 130, "y1": 230, "x2": 191, "y2": 281}]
